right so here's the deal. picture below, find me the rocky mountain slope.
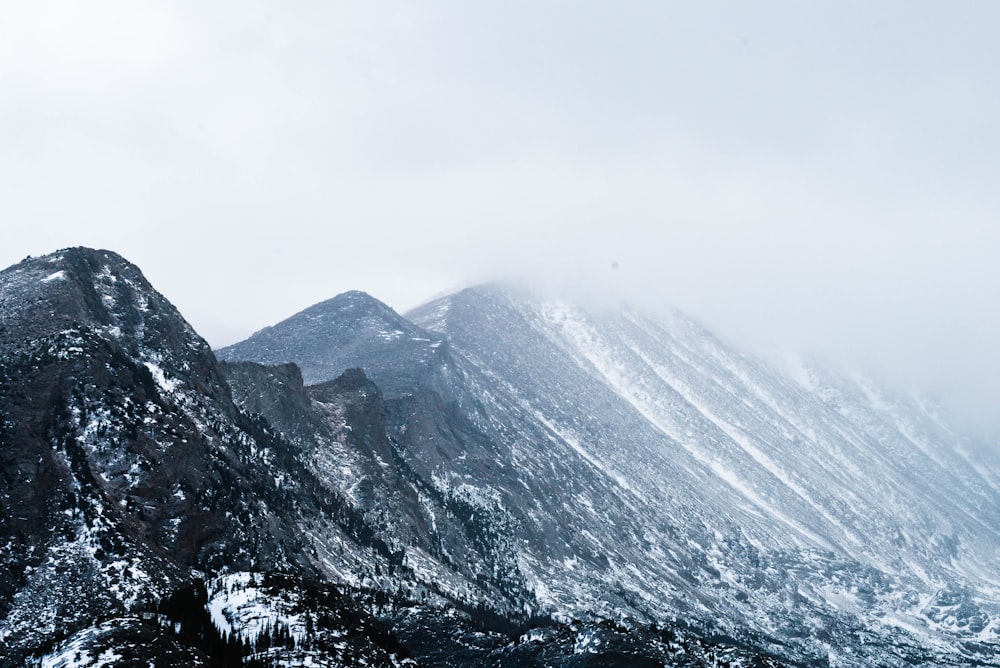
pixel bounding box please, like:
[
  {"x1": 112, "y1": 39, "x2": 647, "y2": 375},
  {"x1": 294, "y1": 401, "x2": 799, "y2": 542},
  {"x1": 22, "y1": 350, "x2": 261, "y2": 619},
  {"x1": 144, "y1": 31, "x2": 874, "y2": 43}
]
[
  {"x1": 222, "y1": 283, "x2": 1000, "y2": 666},
  {"x1": 1, "y1": 247, "x2": 998, "y2": 666},
  {"x1": 0, "y1": 248, "x2": 354, "y2": 664},
  {"x1": 406, "y1": 286, "x2": 1000, "y2": 658}
]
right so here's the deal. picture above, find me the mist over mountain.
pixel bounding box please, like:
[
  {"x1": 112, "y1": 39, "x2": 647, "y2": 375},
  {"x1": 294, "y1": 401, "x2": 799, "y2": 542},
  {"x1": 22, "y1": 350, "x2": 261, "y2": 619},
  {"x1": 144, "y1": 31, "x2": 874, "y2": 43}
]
[{"x1": 2, "y1": 247, "x2": 998, "y2": 667}]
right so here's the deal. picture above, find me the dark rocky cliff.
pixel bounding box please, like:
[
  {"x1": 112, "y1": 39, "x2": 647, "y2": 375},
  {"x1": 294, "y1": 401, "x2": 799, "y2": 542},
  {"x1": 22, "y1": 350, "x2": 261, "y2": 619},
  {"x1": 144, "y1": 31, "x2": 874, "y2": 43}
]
[{"x1": 0, "y1": 249, "x2": 330, "y2": 663}]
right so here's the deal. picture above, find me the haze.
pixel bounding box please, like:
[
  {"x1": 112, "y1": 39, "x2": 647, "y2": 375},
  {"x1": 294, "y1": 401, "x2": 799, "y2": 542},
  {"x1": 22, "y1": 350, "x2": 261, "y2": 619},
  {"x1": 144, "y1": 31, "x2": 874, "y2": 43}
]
[{"x1": 1, "y1": 1, "x2": 998, "y2": 437}]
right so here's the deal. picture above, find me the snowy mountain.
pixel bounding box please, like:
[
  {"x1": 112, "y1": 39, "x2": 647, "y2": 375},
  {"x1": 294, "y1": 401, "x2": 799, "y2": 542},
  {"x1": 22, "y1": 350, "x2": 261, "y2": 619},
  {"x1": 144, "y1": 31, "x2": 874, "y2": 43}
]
[
  {"x1": 406, "y1": 286, "x2": 1000, "y2": 657},
  {"x1": 2, "y1": 248, "x2": 998, "y2": 666},
  {"x1": 222, "y1": 282, "x2": 1000, "y2": 665}
]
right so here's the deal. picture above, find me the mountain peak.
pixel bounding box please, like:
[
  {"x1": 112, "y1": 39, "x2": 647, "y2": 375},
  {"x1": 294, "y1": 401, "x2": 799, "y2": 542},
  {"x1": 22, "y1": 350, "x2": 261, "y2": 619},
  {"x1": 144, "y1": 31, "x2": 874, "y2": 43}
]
[
  {"x1": 299, "y1": 289, "x2": 399, "y2": 320},
  {"x1": 218, "y1": 289, "x2": 444, "y2": 391},
  {"x1": 329, "y1": 288, "x2": 380, "y2": 302},
  {"x1": 0, "y1": 246, "x2": 224, "y2": 429},
  {"x1": 0, "y1": 247, "x2": 207, "y2": 357},
  {"x1": 9, "y1": 247, "x2": 146, "y2": 290},
  {"x1": 406, "y1": 282, "x2": 516, "y2": 334}
]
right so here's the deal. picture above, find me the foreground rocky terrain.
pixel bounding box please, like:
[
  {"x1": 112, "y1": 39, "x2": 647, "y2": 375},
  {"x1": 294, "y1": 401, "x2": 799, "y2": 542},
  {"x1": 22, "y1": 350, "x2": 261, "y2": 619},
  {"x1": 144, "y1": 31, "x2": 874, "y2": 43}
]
[{"x1": 1, "y1": 247, "x2": 997, "y2": 666}]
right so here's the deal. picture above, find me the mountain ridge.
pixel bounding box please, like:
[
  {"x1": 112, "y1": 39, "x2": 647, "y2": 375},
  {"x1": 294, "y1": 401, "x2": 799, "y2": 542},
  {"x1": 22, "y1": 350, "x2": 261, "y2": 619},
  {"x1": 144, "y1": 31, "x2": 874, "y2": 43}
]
[
  {"x1": 1, "y1": 247, "x2": 997, "y2": 666},
  {"x1": 221, "y1": 275, "x2": 1000, "y2": 663}
]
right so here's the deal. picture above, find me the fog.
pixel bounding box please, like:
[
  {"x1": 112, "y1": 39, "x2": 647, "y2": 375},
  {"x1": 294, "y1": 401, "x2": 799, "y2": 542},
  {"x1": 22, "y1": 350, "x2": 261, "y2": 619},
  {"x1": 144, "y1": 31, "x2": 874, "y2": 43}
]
[{"x1": 2, "y1": 1, "x2": 998, "y2": 437}]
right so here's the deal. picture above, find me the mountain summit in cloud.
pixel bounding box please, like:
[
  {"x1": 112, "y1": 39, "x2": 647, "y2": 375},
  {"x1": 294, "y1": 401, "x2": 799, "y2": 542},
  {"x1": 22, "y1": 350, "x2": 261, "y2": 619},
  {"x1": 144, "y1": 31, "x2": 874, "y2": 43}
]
[{"x1": 2, "y1": 248, "x2": 998, "y2": 666}]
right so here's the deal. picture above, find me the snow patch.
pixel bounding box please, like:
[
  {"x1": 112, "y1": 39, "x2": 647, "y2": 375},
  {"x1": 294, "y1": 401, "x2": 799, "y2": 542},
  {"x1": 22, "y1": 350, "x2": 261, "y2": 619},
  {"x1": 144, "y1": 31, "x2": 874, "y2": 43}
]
[
  {"x1": 207, "y1": 573, "x2": 307, "y2": 649},
  {"x1": 41, "y1": 270, "x2": 67, "y2": 283},
  {"x1": 143, "y1": 361, "x2": 179, "y2": 394}
]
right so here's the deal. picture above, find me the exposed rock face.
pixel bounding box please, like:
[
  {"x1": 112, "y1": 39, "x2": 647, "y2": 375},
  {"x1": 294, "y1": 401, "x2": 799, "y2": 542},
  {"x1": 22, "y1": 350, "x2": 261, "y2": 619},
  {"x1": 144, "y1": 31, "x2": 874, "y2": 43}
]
[
  {"x1": 2, "y1": 248, "x2": 999, "y2": 667},
  {"x1": 0, "y1": 249, "x2": 324, "y2": 663}
]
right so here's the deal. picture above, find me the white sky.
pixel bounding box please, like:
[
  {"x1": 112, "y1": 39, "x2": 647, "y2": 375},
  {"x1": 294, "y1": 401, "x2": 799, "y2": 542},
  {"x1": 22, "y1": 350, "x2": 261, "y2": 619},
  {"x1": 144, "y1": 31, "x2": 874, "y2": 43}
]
[{"x1": 2, "y1": 1, "x2": 998, "y2": 434}]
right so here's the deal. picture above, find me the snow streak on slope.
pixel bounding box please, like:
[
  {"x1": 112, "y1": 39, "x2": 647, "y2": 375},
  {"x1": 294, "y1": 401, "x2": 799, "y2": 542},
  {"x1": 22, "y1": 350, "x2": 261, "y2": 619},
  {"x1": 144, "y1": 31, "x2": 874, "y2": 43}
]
[
  {"x1": 538, "y1": 301, "x2": 834, "y2": 551},
  {"x1": 530, "y1": 410, "x2": 639, "y2": 498},
  {"x1": 539, "y1": 296, "x2": 1000, "y2": 582}
]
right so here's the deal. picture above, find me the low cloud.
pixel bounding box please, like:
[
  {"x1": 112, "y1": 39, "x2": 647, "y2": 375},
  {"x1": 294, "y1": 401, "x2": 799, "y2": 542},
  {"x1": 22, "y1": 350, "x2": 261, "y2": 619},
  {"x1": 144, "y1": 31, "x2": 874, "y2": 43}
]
[{"x1": 2, "y1": 1, "x2": 997, "y2": 439}]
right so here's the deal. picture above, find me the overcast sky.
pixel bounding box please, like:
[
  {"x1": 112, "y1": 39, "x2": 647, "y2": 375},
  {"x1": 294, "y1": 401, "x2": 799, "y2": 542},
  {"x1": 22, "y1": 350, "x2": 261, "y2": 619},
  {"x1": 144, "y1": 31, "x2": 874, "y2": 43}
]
[{"x1": 1, "y1": 1, "x2": 998, "y2": 434}]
